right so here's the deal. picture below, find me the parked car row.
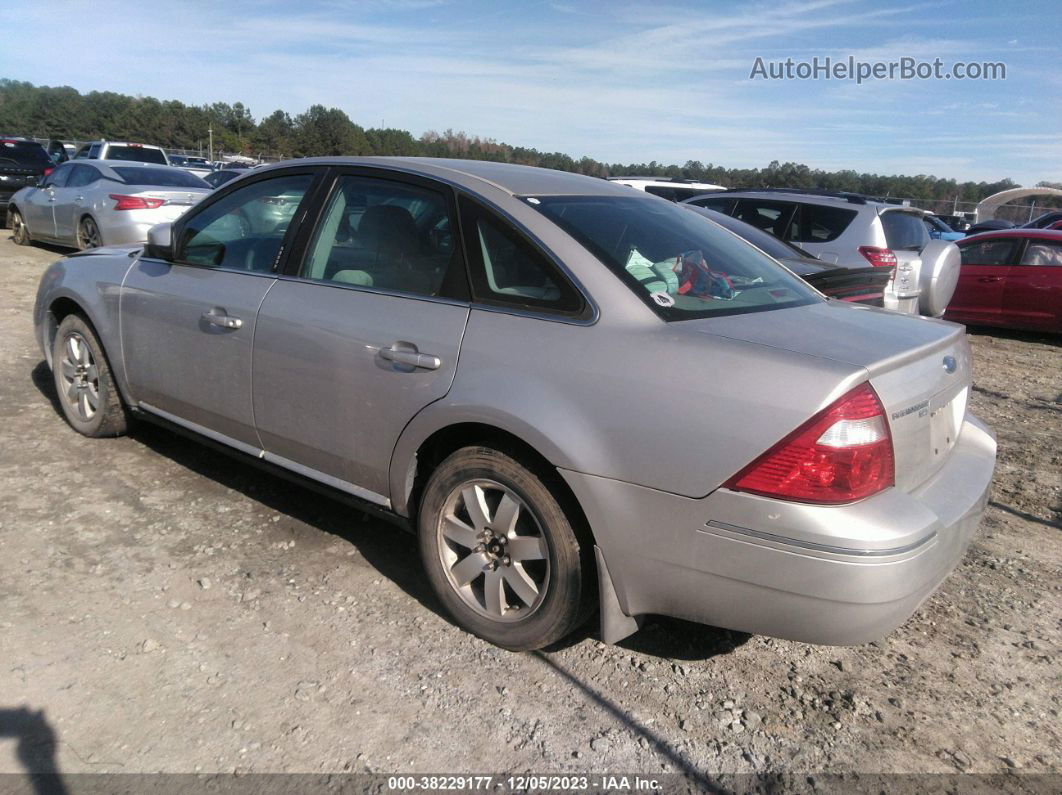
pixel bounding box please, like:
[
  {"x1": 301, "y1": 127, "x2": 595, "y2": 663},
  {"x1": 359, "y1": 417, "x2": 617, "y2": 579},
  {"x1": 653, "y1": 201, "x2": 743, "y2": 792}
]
[{"x1": 33, "y1": 157, "x2": 997, "y2": 651}]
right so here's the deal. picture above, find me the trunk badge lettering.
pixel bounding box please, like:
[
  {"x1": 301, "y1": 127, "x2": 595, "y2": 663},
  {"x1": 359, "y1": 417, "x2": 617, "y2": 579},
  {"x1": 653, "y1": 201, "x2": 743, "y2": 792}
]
[{"x1": 892, "y1": 400, "x2": 929, "y2": 421}]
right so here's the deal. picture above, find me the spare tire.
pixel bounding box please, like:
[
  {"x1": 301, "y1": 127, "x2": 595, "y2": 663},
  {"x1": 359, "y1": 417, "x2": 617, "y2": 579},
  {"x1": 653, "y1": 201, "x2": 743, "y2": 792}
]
[{"x1": 918, "y1": 239, "x2": 960, "y2": 317}]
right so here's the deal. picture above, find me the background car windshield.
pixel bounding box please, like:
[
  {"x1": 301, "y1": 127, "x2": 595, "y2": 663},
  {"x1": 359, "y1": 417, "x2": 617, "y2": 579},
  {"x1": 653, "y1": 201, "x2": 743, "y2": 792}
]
[
  {"x1": 112, "y1": 167, "x2": 208, "y2": 188},
  {"x1": 690, "y1": 207, "x2": 813, "y2": 261},
  {"x1": 530, "y1": 195, "x2": 821, "y2": 319},
  {"x1": 105, "y1": 146, "x2": 168, "y2": 164}
]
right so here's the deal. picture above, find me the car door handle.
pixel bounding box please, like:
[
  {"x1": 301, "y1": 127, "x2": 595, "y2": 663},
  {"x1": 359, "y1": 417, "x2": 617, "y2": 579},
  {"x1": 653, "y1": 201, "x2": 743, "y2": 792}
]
[
  {"x1": 202, "y1": 310, "x2": 243, "y2": 329},
  {"x1": 379, "y1": 345, "x2": 441, "y2": 370},
  {"x1": 978, "y1": 276, "x2": 1003, "y2": 283}
]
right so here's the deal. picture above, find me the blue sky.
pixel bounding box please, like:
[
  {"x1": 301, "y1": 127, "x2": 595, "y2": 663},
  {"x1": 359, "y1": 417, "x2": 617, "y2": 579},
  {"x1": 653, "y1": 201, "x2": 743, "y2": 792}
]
[{"x1": 1, "y1": 0, "x2": 1058, "y2": 184}]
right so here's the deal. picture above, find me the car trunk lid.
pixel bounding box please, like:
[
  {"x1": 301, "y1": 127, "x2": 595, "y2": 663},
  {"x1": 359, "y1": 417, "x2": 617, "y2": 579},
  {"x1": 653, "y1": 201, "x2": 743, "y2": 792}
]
[{"x1": 681, "y1": 301, "x2": 971, "y2": 492}]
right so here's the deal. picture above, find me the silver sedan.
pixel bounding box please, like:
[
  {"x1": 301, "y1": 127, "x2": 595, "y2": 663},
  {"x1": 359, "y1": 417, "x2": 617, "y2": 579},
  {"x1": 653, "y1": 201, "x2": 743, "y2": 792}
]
[
  {"x1": 33, "y1": 157, "x2": 996, "y2": 651},
  {"x1": 9, "y1": 160, "x2": 210, "y2": 250}
]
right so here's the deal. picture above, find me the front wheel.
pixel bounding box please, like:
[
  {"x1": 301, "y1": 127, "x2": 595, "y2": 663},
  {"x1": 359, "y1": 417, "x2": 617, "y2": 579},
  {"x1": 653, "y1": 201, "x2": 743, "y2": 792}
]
[
  {"x1": 52, "y1": 314, "x2": 129, "y2": 437},
  {"x1": 418, "y1": 446, "x2": 592, "y2": 651},
  {"x1": 77, "y1": 216, "x2": 102, "y2": 250},
  {"x1": 9, "y1": 208, "x2": 30, "y2": 245}
]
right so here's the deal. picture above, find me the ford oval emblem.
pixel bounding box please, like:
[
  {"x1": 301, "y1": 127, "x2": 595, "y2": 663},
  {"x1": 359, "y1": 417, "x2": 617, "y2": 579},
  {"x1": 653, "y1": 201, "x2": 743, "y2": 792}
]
[{"x1": 942, "y1": 355, "x2": 957, "y2": 374}]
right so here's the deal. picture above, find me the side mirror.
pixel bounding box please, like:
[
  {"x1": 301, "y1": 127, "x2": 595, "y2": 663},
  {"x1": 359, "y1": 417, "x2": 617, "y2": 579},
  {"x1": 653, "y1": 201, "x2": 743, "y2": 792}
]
[{"x1": 145, "y1": 222, "x2": 175, "y2": 260}]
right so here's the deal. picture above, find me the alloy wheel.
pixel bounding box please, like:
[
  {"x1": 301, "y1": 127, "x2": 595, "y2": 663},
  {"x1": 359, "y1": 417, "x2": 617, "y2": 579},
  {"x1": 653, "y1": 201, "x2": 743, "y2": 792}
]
[
  {"x1": 11, "y1": 211, "x2": 28, "y2": 244},
  {"x1": 59, "y1": 332, "x2": 99, "y2": 421},
  {"x1": 78, "y1": 218, "x2": 101, "y2": 249},
  {"x1": 436, "y1": 479, "x2": 550, "y2": 622}
]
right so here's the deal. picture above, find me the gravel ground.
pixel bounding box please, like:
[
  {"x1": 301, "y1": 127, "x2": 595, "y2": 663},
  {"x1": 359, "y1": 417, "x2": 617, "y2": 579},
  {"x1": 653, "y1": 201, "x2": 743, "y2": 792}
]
[{"x1": 0, "y1": 235, "x2": 1059, "y2": 786}]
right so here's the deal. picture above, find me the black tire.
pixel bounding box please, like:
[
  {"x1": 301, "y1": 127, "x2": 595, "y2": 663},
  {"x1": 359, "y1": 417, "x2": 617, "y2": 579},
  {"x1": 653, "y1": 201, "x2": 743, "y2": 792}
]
[
  {"x1": 418, "y1": 446, "x2": 592, "y2": 651},
  {"x1": 9, "y1": 208, "x2": 30, "y2": 245},
  {"x1": 77, "y1": 216, "x2": 102, "y2": 250},
  {"x1": 52, "y1": 314, "x2": 129, "y2": 437}
]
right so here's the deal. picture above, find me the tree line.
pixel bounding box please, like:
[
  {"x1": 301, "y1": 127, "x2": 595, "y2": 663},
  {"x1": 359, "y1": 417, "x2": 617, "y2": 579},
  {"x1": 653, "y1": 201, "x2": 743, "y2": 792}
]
[{"x1": 2, "y1": 78, "x2": 1051, "y2": 216}]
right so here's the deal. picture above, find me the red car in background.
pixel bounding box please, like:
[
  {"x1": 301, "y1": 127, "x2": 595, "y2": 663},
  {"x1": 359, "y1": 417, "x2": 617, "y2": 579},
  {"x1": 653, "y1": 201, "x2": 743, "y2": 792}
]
[{"x1": 945, "y1": 229, "x2": 1062, "y2": 333}]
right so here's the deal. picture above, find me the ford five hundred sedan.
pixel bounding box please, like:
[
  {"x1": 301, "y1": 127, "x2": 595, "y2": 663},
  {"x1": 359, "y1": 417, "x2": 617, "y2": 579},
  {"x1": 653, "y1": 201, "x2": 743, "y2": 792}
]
[{"x1": 34, "y1": 158, "x2": 996, "y2": 651}]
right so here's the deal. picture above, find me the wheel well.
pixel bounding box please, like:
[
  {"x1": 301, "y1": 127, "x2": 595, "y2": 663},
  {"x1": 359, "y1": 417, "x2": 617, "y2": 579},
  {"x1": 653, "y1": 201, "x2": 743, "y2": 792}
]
[
  {"x1": 407, "y1": 423, "x2": 596, "y2": 549},
  {"x1": 44, "y1": 298, "x2": 90, "y2": 365}
]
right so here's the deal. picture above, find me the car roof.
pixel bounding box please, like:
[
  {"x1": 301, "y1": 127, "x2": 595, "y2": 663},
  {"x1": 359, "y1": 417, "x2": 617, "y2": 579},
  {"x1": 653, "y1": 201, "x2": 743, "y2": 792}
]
[
  {"x1": 960, "y1": 228, "x2": 1062, "y2": 243},
  {"x1": 254, "y1": 157, "x2": 640, "y2": 197}
]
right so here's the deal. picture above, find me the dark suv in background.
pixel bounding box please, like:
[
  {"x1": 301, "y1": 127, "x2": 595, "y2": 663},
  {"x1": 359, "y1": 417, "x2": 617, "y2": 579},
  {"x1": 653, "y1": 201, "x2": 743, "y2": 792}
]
[{"x1": 0, "y1": 138, "x2": 54, "y2": 226}]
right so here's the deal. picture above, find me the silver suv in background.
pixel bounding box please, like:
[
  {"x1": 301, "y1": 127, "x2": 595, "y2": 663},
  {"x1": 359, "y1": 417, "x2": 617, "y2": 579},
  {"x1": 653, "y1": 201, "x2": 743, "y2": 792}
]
[
  {"x1": 74, "y1": 140, "x2": 170, "y2": 166},
  {"x1": 684, "y1": 189, "x2": 960, "y2": 316}
]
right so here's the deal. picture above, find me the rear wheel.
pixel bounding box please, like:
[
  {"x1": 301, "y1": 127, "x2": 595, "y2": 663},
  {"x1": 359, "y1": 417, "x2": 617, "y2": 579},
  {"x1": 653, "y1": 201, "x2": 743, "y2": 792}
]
[
  {"x1": 52, "y1": 314, "x2": 129, "y2": 437},
  {"x1": 77, "y1": 216, "x2": 102, "y2": 250},
  {"x1": 10, "y1": 209, "x2": 30, "y2": 245},
  {"x1": 418, "y1": 446, "x2": 592, "y2": 651}
]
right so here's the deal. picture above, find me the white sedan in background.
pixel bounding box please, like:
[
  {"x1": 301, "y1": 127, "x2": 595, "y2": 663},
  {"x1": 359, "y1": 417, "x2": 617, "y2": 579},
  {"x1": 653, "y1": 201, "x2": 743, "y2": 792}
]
[{"x1": 8, "y1": 160, "x2": 210, "y2": 250}]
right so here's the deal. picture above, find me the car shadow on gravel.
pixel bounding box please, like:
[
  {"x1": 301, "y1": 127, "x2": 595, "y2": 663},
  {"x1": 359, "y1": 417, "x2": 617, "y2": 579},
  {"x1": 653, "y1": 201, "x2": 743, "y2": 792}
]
[{"x1": 31, "y1": 360, "x2": 754, "y2": 659}]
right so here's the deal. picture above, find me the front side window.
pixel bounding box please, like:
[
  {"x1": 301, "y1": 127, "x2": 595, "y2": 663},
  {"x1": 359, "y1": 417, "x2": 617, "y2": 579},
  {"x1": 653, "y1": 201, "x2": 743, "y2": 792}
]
[
  {"x1": 302, "y1": 176, "x2": 456, "y2": 297},
  {"x1": 176, "y1": 174, "x2": 314, "y2": 272},
  {"x1": 732, "y1": 199, "x2": 797, "y2": 239},
  {"x1": 530, "y1": 195, "x2": 821, "y2": 320},
  {"x1": 1020, "y1": 240, "x2": 1062, "y2": 267},
  {"x1": 959, "y1": 239, "x2": 1016, "y2": 266}
]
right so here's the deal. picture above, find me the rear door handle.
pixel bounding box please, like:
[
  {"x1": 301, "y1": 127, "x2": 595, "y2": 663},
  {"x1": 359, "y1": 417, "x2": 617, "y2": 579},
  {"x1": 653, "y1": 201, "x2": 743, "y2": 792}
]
[
  {"x1": 978, "y1": 276, "x2": 1003, "y2": 283},
  {"x1": 379, "y1": 344, "x2": 441, "y2": 370},
  {"x1": 202, "y1": 310, "x2": 243, "y2": 329}
]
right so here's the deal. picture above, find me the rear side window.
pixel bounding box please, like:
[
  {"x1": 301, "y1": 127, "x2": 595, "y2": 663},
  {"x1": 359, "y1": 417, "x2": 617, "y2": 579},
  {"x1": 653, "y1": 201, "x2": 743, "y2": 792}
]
[
  {"x1": 111, "y1": 167, "x2": 208, "y2": 188},
  {"x1": 881, "y1": 211, "x2": 929, "y2": 251},
  {"x1": 1019, "y1": 240, "x2": 1062, "y2": 267},
  {"x1": 0, "y1": 140, "x2": 52, "y2": 169},
  {"x1": 66, "y1": 165, "x2": 100, "y2": 188},
  {"x1": 105, "y1": 145, "x2": 168, "y2": 165},
  {"x1": 959, "y1": 239, "x2": 1016, "y2": 266},
  {"x1": 790, "y1": 203, "x2": 857, "y2": 243},
  {"x1": 301, "y1": 175, "x2": 456, "y2": 298},
  {"x1": 460, "y1": 196, "x2": 584, "y2": 316}
]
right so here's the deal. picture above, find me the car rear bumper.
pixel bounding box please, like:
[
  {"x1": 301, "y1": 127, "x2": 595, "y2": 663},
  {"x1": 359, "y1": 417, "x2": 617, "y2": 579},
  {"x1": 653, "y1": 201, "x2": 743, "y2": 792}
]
[{"x1": 561, "y1": 414, "x2": 996, "y2": 645}]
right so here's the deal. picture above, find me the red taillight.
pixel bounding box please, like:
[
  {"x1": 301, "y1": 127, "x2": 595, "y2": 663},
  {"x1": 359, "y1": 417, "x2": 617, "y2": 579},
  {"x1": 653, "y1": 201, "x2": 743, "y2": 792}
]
[
  {"x1": 43, "y1": 167, "x2": 54, "y2": 177},
  {"x1": 109, "y1": 194, "x2": 165, "y2": 211},
  {"x1": 858, "y1": 246, "x2": 898, "y2": 268},
  {"x1": 724, "y1": 383, "x2": 894, "y2": 504}
]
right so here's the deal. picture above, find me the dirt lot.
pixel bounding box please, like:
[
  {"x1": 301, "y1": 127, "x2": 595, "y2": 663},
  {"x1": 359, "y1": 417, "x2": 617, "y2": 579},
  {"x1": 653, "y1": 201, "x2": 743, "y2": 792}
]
[{"x1": 0, "y1": 235, "x2": 1059, "y2": 786}]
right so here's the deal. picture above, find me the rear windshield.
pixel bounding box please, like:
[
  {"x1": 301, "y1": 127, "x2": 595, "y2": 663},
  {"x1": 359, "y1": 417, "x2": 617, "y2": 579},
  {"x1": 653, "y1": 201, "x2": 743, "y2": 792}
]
[
  {"x1": 881, "y1": 211, "x2": 929, "y2": 251},
  {"x1": 105, "y1": 145, "x2": 168, "y2": 165},
  {"x1": 112, "y1": 167, "x2": 209, "y2": 188},
  {"x1": 0, "y1": 140, "x2": 51, "y2": 169},
  {"x1": 529, "y1": 195, "x2": 821, "y2": 320}
]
